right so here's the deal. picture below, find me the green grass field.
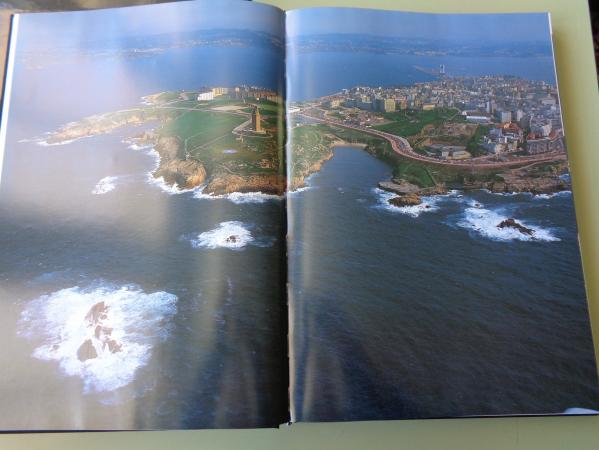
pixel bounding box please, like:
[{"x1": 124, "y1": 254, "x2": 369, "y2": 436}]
[
  {"x1": 374, "y1": 108, "x2": 460, "y2": 137},
  {"x1": 393, "y1": 162, "x2": 437, "y2": 187},
  {"x1": 157, "y1": 107, "x2": 281, "y2": 175},
  {"x1": 159, "y1": 110, "x2": 246, "y2": 148}
]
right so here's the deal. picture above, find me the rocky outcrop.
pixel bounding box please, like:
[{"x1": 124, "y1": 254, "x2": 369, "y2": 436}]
[
  {"x1": 290, "y1": 151, "x2": 334, "y2": 191},
  {"x1": 467, "y1": 161, "x2": 571, "y2": 195},
  {"x1": 379, "y1": 180, "x2": 447, "y2": 196},
  {"x1": 77, "y1": 339, "x2": 98, "y2": 362},
  {"x1": 203, "y1": 174, "x2": 286, "y2": 196},
  {"x1": 379, "y1": 180, "x2": 421, "y2": 195},
  {"x1": 152, "y1": 136, "x2": 207, "y2": 189},
  {"x1": 497, "y1": 218, "x2": 534, "y2": 236},
  {"x1": 389, "y1": 193, "x2": 422, "y2": 207},
  {"x1": 46, "y1": 109, "x2": 157, "y2": 144},
  {"x1": 154, "y1": 158, "x2": 207, "y2": 189},
  {"x1": 379, "y1": 180, "x2": 446, "y2": 208},
  {"x1": 85, "y1": 301, "x2": 108, "y2": 323},
  {"x1": 76, "y1": 301, "x2": 124, "y2": 362},
  {"x1": 486, "y1": 177, "x2": 568, "y2": 195}
]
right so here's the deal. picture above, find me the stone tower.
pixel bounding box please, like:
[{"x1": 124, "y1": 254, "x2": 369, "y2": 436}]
[{"x1": 251, "y1": 106, "x2": 262, "y2": 132}]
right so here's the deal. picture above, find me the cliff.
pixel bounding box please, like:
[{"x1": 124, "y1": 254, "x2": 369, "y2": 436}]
[
  {"x1": 203, "y1": 173, "x2": 286, "y2": 196},
  {"x1": 152, "y1": 136, "x2": 207, "y2": 189}
]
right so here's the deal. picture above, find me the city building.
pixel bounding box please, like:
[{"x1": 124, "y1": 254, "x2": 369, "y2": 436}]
[{"x1": 197, "y1": 89, "x2": 214, "y2": 101}]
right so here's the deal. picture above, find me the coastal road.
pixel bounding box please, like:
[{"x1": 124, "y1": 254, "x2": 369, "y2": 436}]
[{"x1": 297, "y1": 110, "x2": 566, "y2": 170}]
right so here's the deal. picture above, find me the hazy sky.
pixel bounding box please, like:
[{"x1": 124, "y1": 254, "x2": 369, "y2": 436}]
[
  {"x1": 17, "y1": 0, "x2": 284, "y2": 47},
  {"x1": 287, "y1": 8, "x2": 551, "y2": 43}
]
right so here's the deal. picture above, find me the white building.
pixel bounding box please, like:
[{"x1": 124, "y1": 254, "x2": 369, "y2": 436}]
[{"x1": 197, "y1": 89, "x2": 215, "y2": 101}]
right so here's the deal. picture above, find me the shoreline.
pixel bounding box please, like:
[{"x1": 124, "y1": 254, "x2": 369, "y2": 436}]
[{"x1": 42, "y1": 106, "x2": 286, "y2": 197}]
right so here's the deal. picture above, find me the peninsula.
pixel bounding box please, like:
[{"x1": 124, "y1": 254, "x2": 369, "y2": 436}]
[{"x1": 45, "y1": 86, "x2": 286, "y2": 196}]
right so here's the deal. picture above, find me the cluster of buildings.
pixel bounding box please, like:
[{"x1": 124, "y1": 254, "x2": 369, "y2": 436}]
[
  {"x1": 320, "y1": 75, "x2": 565, "y2": 158},
  {"x1": 195, "y1": 86, "x2": 282, "y2": 103}
]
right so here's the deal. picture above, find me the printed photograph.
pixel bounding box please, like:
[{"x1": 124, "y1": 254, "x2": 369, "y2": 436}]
[
  {"x1": 0, "y1": 0, "x2": 288, "y2": 430},
  {"x1": 286, "y1": 8, "x2": 599, "y2": 422}
]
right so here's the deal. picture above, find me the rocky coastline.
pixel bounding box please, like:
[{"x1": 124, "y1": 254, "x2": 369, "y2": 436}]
[
  {"x1": 44, "y1": 109, "x2": 286, "y2": 196},
  {"x1": 45, "y1": 109, "x2": 158, "y2": 145}
]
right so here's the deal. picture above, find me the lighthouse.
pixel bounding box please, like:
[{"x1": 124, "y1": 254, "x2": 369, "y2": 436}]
[{"x1": 251, "y1": 106, "x2": 262, "y2": 133}]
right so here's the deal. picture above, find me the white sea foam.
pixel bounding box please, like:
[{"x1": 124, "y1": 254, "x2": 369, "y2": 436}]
[
  {"x1": 374, "y1": 188, "x2": 440, "y2": 218},
  {"x1": 288, "y1": 186, "x2": 313, "y2": 196},
  {"x1": 92, "y1": 176, "x2": 118, "y2": 195},
  {"x1": 457, "y1": 205, "x2": 560, "y2": 242},
  {"x1": 483, "y1": 189, "x2": 523, "y2": 197},
  {"x1": 146, "y1": 173, "x2": 197, "y2": 195},
  {"x1": 138, "y1": 146, "x2": 203, "y2": 196},
  {"x1": 190, "y1": 221, "x2": 254, "y2": 250},
  {"x1": 193, "y1": 190, "x2": 282, "y2": 204},
  {"x1": 36, "y1": 133, "x2": 92, "y2": 147},
  {"x1": 37, "y1": 138, "x2": 78, "y2": 146},
  {"x1": 222, "y1": 149, "x2": 238, "y2": 154},
  {"x1": 533, "y1": 191, "x2": 572, "y2": 200},
  {"x1": 127, "y1": 142, "x2": 153, "y2": 151},
  {"x1": 138, "y1": 142, "x2": 280, "y2": 202},
  {"x1": 18, "y1": 284, "x2": 178, "y2": 394}
]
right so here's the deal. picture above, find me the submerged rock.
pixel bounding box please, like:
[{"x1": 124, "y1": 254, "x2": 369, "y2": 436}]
[
  {"x1": 226, "y1": 235, "x2": 239, "y2": 243},
  {"x1": 389, "y1": 193, "x2": 422, "y2": 207},
  {"x1": 497, "y1": 218, "x2": 534, "y2": 236}
]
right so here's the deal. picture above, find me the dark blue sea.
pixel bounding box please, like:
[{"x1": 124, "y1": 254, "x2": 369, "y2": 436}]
[
  {"x1": 1, "y1": 18, "x2": 596, "y2": 430},
  {"x1": 0, "y1": 40, "x2": 287, "y2": 429},
  {"x1": 288, "y1": 146, "x2": 599, "y2": 421}
]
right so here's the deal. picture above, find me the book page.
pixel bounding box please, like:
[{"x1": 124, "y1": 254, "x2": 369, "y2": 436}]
[
  {"x1": 286, "y1": 7, "x2": 599, "y2": 422},
  {"x1": 0, "y1": 0, "x2": 288, "y2": 430}
]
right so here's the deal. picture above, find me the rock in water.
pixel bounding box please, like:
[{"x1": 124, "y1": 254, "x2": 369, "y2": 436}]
[
  {"x1": 85, "y1": 301, "x2": 108, "y2": 324},
  {"x1": 81, "y1": 301, "x2": 124, "y2": 358},
  {"x1": 77, "y1": 339, "x2": 98, "y2": 361},
  {"x1": 497, "y1": 218, "x2": 534, "y2": 236},
  {"x1": 389, "y1": 193, "x2": 422, "y2": 207},
  {"x1": 226, "y1": 235, "x2": 238, "y2": 243},
  {"x1": 105, "y1": 339, "x2": 122, "y2": 353}
]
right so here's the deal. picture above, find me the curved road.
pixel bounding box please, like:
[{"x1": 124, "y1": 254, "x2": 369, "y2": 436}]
[{"x1": 298, "y1": 111, "x2": 566, "y2": 170}]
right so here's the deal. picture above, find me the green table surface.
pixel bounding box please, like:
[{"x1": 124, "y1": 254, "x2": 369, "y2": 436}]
[{"x1": 1, "y1": 0, "x2": 598, "y2": 448}]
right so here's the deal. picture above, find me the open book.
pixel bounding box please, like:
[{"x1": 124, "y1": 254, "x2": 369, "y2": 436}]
[{"x1": 0, "y1": 0, "x2": 598, "y2": 430}]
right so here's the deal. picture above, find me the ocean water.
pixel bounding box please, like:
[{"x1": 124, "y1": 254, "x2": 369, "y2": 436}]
[
  {"x1": 287, "y1": 52, "x2": 557, "y2": 101},
  {"x1": 288, "y1": 146, "x2": 599, "y2": 421},
  {"x1": 0, "y1": 41, "x2": 287, "y2": 429}
]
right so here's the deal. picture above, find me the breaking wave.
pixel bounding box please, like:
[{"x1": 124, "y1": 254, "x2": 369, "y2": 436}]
[
  {"x1": 146, "y1": 173, "x2": 198, "y2": 195},
  {"x1": 193, "y1": 190, "x2": 282, "y2": 204},
  {"x1": 533, "y1": 191, "x2": 572, "y2": 200},
  {"x1": 92, "y1": 176, "x2": 118, "y2": 195},
  {"x1": 127, "y1": 142, "x2": 154, "y2": 151},
  {"x1": 18, "y1": 284, "x2": 178, "y2": 394},
  {"x1": 373, "y1": 188, "x2": 440, "y2": 218},
  {"x1": 32, "y1": 132, "x2": 92, "y2": 147},
  {"x1": 190, "y1": 221, "x2": 254, "y2": 250},
  {"x1": 288, "y1": 186, "x2": 312, "y2": 196},
  {"x1": 457, "y1": 204, "x2": 560, "y2": 242},
  {"x1": 137, "y1": 145, "x2": 197, "y2": 195}
]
